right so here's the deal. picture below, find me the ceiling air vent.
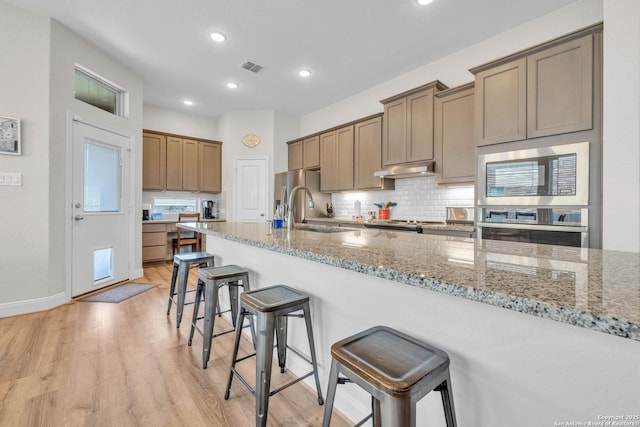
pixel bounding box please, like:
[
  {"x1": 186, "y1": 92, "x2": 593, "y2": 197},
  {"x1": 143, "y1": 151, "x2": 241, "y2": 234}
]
[{"x1": 239, "y1": 60, "x2": 265, "y2": 74}]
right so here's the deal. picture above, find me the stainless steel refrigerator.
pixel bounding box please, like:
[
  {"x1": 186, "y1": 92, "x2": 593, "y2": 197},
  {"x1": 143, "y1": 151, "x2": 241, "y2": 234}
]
[{"x1": 274, "y1": 170, "x2": 331, "y2": 223}]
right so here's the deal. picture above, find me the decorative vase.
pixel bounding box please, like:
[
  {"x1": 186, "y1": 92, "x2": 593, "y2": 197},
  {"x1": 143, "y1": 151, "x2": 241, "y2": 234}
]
[{"x1": 378, "y1": 209, "x2": 390, "y2": 220}]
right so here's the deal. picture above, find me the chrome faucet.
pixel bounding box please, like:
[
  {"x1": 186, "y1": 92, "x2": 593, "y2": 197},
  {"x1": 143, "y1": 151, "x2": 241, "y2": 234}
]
[{"x1": 287, "y1": 186, "x2": 314, "y2": 230}]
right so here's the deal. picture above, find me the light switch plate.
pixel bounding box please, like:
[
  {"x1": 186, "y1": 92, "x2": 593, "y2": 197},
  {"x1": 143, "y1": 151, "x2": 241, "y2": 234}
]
[{"x1": 0, "y1": 172, "x2": 22, "y2": 186}]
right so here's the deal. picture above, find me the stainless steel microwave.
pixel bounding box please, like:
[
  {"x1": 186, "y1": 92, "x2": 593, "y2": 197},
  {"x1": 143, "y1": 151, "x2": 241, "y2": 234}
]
[{"x1": 477, "y1": 142, "x2": 590, "y2": 206}]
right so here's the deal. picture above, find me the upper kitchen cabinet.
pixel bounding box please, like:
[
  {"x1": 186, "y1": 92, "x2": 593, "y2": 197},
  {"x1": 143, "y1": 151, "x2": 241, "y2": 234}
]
[
  {"x1": 320, "y1": 126, "x2": 354, "y2": 192},
  {"x1": 288, "y1": 140, "x2": 303, "y2": 170},
  {"x1": 435, "y1": 83, "x2": 476, "y2": 186},
  {"x1": 143, "y1": 129, "x2": 222, "y2": 193},
  {"x1": 287, "y1": 136, "x2": 320, "y2": 171},
  {"x1": 473, "y1": 59, "x2": 526, "y2": 146},
  {"x1": 354, "y1": 115, "x2": 394, "y2": 191},
  {"x1": 380, "y1": 80, "x2": 448, "y2": 166},
  {"x1": 166, "y1": 136, "x2": 199, "y2": 191},
  {"x1": 198, "y1": 141, "x2": 222, "y2": 193},
  {"x1": 143, "y1": 132, "x2": 166, "y2": 190},
  {"x1": 472, "y1": 25, "x2": 599, "y2": 146},
  {"x1": 303, "y1": 136, "x2": 320, "y2": 169}
]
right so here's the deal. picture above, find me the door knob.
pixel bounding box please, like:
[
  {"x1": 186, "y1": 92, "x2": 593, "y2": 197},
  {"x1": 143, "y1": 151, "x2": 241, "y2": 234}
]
[{"x1": 74, "y1": 215, "x2": 84, "y2": 221}]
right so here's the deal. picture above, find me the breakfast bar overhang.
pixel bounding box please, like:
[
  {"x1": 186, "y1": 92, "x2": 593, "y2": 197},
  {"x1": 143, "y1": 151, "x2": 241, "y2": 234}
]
[{"x1": 179, "y1": 221, "x2": 640, "y2": 427}]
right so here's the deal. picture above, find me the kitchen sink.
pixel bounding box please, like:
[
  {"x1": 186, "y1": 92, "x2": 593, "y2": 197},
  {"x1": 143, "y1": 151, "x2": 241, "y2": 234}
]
[{"x1": 296, "y1": 225, "x2": 352, "y2": 233}]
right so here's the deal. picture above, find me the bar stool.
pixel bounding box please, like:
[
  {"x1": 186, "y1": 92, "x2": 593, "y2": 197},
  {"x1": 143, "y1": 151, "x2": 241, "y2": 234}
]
[
  {"x1": 167, "y1": 252, "x2": 215, "y2": 328},
  {"x1": 188, "y1": 264, "x2": 253, "y2": 369},
  {"x1": 224, "y1": 285, "x2": 324, "y2": 427},
  {"x1": 322, "y1": 325, "x2": 457, "y2": 427}
]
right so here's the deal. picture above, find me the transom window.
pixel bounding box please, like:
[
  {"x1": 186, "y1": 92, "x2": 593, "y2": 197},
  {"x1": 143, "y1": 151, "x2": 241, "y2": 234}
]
[{"x1": 74, "y1": 65, "x2": 126, "y2": 116}]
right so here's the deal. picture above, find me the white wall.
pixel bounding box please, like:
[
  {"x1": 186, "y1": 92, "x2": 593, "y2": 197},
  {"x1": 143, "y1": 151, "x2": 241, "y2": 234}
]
[
  {"x1": 0, "y1": 3, "x2": 144, "y2": 315},
  {"x1": 0, "y1": 3, "x2": 52, "y2": 305},
  {"x1": 143, "y1": 105, "x2": 218, "y2": 139},
  {"x1": 602, "y1": 0, "x2": 640, "y2": 252}
]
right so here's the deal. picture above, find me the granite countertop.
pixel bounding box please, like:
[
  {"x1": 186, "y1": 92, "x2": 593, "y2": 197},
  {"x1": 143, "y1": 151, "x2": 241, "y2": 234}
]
[
  {"x1": 143, "y1": 218, "x2": 226, "y2": 224},
  {"x1": 179, "y1": 221, "x2": 640, "y2": 341}
]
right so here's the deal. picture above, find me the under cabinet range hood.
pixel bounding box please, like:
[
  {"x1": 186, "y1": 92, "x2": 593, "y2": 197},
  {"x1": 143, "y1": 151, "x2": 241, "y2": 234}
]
[{"x1": 374, "y1": 162, "x2": 435, "y2": 179}]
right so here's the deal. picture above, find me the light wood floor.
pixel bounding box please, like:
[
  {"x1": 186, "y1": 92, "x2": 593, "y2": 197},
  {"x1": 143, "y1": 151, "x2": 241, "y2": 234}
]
[{"x1": 0, "y1": 264, "x2": 350, "y2": 426}]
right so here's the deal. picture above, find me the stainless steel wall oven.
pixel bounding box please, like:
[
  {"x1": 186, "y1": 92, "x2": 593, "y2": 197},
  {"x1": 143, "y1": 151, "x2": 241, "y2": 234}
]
[{"x1": 477, "y1": 142, "x2": 590, "y2": 248}]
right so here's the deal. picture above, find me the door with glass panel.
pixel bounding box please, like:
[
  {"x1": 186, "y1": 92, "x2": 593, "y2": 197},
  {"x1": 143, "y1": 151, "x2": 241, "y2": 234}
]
[{"x1": 71, "y1": 121, "x2": 130, "y2": 296}]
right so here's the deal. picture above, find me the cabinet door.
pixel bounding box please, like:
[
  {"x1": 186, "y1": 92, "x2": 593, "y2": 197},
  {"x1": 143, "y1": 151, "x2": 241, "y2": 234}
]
[
  {"x1": 435, "y1": 87, "x2": 476, "y2": 185},
  {"x1": 354, "y1": 116, "x2": 383, "y2": 190},
  {"x1": 288, "y1": 140, "x2": 303, "y2": 170},
  {"x1": 407, "y1": 88, "x2": 435, "y2": 162},
  {"x1": 382, "y1": 98, "x2": 407, "y2": 166},
  {"x1": 336, "y1": 125, "x2": 354, "y2": 191},
  {"x1": 303, "y1": 136, "x2": 320, "y2": 169},
  {"x1": 182, "y1": 139, "x2": 199, "y2": 191},
  {"x1": 142, "y1": 133, "x2": 166, "y2": 190},
  {"x1": 475, "y1": 58, "x2": 527, "y2": 146},
  {"x1": 165, "y1": 136, "x2": 183, "y2": 190},
  {"x1": 319, "y1": 131, "x2": 337, "y2": 192},
  {"x1": 527, "y1": 35, "x2": 593, "y2": 138},
  {"x1": 199, "y1": 142, "x2": 221, "y2": 193}
]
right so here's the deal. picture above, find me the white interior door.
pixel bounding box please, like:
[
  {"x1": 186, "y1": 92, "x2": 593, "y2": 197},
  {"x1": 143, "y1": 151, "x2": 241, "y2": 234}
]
[
  {"x1": 235, "y1": 157, "x2": 267, "y2": 222},
  {"x1": 71, "y1": 121, "x2": 130, "y2": 296}
]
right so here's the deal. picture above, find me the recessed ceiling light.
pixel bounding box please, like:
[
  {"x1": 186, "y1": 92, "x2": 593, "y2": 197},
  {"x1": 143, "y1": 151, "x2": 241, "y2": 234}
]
[
  {"x1": 416, "y1": 0, "x2": 434, "y2": 5},
  {"x1": 183, "y1": 99, "x2": 194, "y2": 106},
  {"x1": 298, "y1": 69, "x2": 312, "y2": 78},
  {"x1": 210, "y1": 32, "x2": 227, "y2": 42},
  {"x1": 226, "y1": 82, "x2": 239, "y2": 89}
]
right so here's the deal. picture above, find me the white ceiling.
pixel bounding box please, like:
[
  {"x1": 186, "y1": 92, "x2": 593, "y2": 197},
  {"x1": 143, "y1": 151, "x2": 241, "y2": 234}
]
[{"x1": 7, "y1": 0, "x2": 578, "y2": 118}]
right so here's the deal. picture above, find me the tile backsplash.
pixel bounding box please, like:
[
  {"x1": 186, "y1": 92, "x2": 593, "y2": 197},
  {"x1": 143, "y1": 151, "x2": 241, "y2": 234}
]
[{"x1": 330, "y1": 176, "x2": 474, "y2": 221}]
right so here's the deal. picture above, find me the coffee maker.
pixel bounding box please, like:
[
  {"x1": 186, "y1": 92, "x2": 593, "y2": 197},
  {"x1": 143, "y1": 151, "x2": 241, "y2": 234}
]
[{"x1": 202, "y1": 200, "x2": 216, "y2": 219}]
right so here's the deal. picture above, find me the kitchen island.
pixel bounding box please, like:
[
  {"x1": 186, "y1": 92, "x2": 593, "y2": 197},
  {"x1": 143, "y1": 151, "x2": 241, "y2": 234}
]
[{"x1": 179, "y1": 221, "x2": 640, "y2": 427}]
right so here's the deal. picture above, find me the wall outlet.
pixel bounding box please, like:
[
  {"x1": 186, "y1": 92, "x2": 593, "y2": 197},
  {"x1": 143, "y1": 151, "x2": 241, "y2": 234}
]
[{"x1": 0, "y1": 172, "x2": 22, "y2": 186}]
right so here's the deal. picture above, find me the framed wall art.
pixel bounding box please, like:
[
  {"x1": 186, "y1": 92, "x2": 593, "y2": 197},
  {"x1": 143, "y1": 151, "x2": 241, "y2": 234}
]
[{"x1": 0, "y1": 116, "x2": 21, "y2": 155}]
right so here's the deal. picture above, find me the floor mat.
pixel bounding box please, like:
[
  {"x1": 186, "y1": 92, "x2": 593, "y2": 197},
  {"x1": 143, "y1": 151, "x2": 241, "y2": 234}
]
[{"x1": 78, "y1": 283, "x2": 157, "y2": 303}]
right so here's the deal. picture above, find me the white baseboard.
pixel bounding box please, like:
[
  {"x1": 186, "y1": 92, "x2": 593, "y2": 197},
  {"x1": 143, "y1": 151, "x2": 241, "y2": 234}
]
[
  {"x1": 0, "y1": 292, "x2": 69, "y2": 318},
  {"x1": 132, "y1": 268, "x2": 144, "y2": 280}
]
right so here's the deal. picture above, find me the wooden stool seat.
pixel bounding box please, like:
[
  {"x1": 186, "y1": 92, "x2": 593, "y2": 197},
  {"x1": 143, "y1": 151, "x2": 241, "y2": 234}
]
[{"x1": 323, "y1": 326, "x2": 457, "y2": 427}]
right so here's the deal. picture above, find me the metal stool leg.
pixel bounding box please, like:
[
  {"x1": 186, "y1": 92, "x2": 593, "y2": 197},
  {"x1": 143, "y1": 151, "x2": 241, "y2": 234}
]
[
  {"x1": 176, "y1": 261, "x2": 190, "y2": 328},
  {"x1": 188, "y1": 280, "x2": 204, "y2": 346},
  {"x1": 321, "y1": 359, "x2": 340, "y2": 427},
  {"x1": 275, "y1": 315, "x2": 288, "y2": 373},
  {"x1": 254, "y1": 311, "x2": 276, "y2": 427},
  {"x1": 225, "y1": 308, "x2": 248, "y2": 399},
  {"x1": 201, "y1": 279, "x2": 221, "y2": 369},
  {"x1": 302, "y1": 302, "x2": 324, "y2": 405},
  {"x1": 167, "y1": 261, "x2": 179, "y2": 314},
  {"x1": 379, "y1": 394, "x2": 414, "y2": 427},
  {"x1": 437, "y1": 375, "x2": 457, "y2": 427}
]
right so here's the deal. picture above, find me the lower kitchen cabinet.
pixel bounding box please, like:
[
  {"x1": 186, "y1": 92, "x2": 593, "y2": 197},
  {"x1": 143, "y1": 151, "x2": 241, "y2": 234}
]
[
  {"x1": 434, "y1": 83, "x2": 476, "y2": 186},
  {"x1": 142, "y1": 223, "x2": 167, "y2": 263}
]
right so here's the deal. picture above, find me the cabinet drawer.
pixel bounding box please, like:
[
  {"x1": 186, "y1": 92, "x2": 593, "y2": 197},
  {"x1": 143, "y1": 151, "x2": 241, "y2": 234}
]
[
  {"x1": 143, "y1": 223, "x2": 166, "y2": 232},
  {"x1": 143, "y1": 231, "x2": 166, "y2": 247},
  {"x1": 143, "y1": 246, "x2": 166, "y2": 261}
]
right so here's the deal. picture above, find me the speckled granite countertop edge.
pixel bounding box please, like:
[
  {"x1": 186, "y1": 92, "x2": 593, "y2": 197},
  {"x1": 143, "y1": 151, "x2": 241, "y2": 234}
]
[{"x1": 198, "y1": 227, "x2": 640, "y2": 342}]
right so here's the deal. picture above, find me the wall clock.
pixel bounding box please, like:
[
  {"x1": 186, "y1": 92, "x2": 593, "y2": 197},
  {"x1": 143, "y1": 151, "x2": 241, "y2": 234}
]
[
  {"x1": 242, "y1": 133, "x2": 260, "y2": 148},
  {"x1": 0, "y1": 116, "x2": 21, "y2": 155}
]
